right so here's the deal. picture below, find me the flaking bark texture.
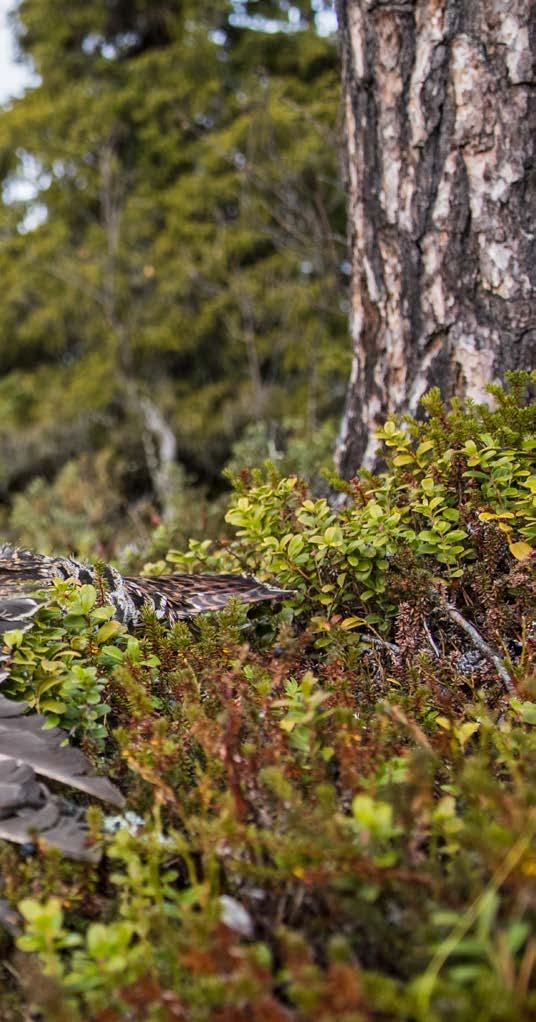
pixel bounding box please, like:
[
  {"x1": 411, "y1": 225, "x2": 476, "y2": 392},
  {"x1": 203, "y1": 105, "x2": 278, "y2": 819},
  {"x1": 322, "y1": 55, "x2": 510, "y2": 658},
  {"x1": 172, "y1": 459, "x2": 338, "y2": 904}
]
[{"x1": 335, "y1": 0, "x2": 535, "y2": 474}]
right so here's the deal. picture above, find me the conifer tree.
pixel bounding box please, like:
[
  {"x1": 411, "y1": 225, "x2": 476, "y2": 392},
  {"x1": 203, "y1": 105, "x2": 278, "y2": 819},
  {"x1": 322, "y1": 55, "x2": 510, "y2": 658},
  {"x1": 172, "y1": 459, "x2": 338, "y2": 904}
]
[{"x1": 0, "y1": 0, "x2": 345, "y2": 537}]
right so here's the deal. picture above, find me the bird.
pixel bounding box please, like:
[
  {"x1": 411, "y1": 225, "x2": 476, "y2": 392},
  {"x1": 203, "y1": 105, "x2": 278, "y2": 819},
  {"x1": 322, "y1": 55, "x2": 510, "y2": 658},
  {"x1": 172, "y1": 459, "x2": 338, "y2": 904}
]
[
  {"x1": 0, "y1": 545, "x2": 292, "y2": 859},
  {"x1": 0, "y1": 544, "x2": 292, "y2": 633}
]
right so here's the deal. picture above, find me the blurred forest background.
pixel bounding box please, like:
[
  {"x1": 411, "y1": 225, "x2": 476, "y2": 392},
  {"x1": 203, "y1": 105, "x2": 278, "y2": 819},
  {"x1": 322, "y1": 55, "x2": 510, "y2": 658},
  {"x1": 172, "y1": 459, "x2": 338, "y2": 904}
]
[{"x1": 0, "y1": 0, "x2": 346, "y2": 557}]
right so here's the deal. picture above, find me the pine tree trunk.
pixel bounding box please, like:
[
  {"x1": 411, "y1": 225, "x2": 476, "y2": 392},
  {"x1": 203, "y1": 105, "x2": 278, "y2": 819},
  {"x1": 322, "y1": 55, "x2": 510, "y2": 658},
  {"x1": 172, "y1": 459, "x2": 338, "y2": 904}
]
[{"x1": 335, "y1": 0, "x2": 535, "y2": 475}]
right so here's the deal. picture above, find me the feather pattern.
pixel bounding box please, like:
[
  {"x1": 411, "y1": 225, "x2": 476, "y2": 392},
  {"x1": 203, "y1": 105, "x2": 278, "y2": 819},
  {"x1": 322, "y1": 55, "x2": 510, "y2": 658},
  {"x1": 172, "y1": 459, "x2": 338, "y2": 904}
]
[
  {"x1": 0, "y1": 546, "x2": 293, "y2": 860},
  {"x1": 122, "y1": 572, "x2": 293, "y2": 621},
  {"x1": 0, "y1": 694, "x2": 124, "y2": 861},
  {"x1": 0, "y1": 545, "x2": 292, "y2": 630}
]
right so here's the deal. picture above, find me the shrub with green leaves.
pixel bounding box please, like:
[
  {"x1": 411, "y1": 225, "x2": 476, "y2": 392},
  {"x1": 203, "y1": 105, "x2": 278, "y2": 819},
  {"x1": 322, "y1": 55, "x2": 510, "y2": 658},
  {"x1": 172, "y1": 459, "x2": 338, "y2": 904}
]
[
  {"x1": 165, "y1": 372, "x2": 535, "y2": 650},
  {"x1": 2, "y1": 579, "x2": 158, "y2": 747},
  {"x1": 2, "y1": 378, "x2": 535, "y2": 1022}
]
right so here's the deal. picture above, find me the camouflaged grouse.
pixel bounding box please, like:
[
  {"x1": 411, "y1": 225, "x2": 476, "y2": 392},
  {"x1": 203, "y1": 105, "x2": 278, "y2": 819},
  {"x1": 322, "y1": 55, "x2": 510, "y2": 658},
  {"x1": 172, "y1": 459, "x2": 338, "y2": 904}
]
[
  {"x1": 0, "y1": 546, "x2": 291, "y2": 859},
  {"x1": 0, "y1": 545, "x2": 291, "y2": 631}
]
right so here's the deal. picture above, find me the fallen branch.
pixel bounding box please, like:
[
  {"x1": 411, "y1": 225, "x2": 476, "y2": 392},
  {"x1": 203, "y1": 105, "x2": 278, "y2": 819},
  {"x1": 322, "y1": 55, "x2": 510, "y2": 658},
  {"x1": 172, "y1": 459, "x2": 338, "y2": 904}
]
[
  {"x1": 443, "y1": 603, "x2": 516, "y2": 695},
  {"x1": 423, "y1": 619, "x2": 440, "y2": 658},
  {"x1": 363, "y1": 635, "x2": 401, "y2": 655}
]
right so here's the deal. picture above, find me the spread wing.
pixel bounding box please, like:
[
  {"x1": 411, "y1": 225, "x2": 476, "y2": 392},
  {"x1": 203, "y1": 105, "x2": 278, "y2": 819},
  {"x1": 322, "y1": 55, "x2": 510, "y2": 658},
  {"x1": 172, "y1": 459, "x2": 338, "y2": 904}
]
[
  {"x1": 0, "y1": 694, "x2": 124, "y2": 862},
  {"x1": 0, "y1": 548, "x2": 57, "y2": 634},
  {"x1": 123, "y1": 573, "x2": 293, "y2": 622},
  {"x1": 0, "y1": 552, "x2": 291, "y2": 860},
  {"x1": 0, "y1": 546, "x2": 57, "y2": 595}
]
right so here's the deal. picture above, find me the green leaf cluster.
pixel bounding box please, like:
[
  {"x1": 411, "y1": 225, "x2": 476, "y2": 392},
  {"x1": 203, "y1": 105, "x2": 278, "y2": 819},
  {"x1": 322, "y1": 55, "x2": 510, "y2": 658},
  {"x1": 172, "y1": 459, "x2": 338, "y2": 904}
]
[
  {"x1": 1, "y1": 578, "x2": 157, "y2": 744},
  {"x1": 0, "y1": 0, "x2": 347, "y2": 545},
  {"x1": 167, "y1": 373, "x2": 536, "y2": 646},
  {"x1": 4, "y1": 381, "x2": 535, "y2": 1022}
]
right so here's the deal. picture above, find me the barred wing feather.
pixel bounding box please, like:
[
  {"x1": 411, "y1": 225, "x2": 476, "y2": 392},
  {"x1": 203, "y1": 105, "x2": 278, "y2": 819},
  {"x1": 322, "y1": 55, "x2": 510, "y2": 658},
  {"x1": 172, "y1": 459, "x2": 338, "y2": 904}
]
[
  {"x1": 0, "y1": 547, "x2": 290, "y2": 859},
  {"x1": 124, "y1": 572, "x2": 293, "y2": 621}
]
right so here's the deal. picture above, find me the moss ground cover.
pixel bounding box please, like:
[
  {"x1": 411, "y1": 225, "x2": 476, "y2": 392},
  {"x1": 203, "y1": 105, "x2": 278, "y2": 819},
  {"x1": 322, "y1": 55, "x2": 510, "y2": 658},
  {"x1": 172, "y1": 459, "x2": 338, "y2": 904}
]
[{"x1": 0, "y1": 376, "x2": 535, "y2": 1021}]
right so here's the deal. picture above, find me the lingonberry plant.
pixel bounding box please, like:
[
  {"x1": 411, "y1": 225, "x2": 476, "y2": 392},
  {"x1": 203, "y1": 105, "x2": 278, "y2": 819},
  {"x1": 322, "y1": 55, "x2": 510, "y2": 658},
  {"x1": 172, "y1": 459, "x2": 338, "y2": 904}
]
[{"x1": 3, "y1": 375, "x2": 535, "y2": 1022}]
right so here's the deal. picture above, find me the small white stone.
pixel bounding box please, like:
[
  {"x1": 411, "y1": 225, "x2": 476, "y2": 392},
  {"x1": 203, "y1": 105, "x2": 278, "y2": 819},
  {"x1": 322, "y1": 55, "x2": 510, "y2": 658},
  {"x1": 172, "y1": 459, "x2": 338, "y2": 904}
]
[{"x1": 219, "y1": 895, "x2": 254, "y2": 938}]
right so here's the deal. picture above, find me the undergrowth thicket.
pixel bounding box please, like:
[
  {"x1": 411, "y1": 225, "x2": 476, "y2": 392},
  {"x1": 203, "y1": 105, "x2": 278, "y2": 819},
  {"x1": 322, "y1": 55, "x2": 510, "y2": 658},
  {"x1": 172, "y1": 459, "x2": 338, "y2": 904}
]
[{"x1": 1, "y1": 375, "x2": 535, "y2": 1022}]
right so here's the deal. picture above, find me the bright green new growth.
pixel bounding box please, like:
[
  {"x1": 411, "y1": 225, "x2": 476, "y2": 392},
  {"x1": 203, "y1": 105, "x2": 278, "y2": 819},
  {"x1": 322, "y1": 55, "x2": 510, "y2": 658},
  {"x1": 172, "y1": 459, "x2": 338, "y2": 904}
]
[
  {"x1": 168, "y1": 371, "x2": 535, "y2": 633},
  {"x1": 3, "y1": 378, "x2": 535, "y2": 1022}
]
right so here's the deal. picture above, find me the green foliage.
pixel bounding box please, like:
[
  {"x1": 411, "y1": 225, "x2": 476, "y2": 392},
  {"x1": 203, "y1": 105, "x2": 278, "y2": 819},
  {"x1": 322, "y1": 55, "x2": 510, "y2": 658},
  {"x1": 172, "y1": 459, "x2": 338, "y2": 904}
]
[
  {"x1": 167, "y1": 373, "x2": 536, "y2": 647},
  {"x1": 2, "y1": 383, "x2": 534, "y2": 1021},
  {"x1": 3, "y1": 453, "x2": 130, "y2": 558},
  {"x1": 1, "y1": 578, "x2": 161, "y2": 745},
  {"x1": 224, "y1": 417, "x2": 338, "y2": 487},
  {"x1": 0, "y1": 0, "x2": 346, "y2": 549}
]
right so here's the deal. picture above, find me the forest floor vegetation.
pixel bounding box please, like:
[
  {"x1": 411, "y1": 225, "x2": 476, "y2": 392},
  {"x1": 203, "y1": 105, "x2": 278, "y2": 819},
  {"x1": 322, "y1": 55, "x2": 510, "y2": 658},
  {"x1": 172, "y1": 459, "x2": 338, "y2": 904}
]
[{"x1": 0, "y1": 374, "x2": 535, "y2": 1022}]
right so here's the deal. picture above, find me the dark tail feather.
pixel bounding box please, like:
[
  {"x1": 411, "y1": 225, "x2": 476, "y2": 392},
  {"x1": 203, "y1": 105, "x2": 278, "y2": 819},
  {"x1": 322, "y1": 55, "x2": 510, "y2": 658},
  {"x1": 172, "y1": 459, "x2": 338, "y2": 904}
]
[
  {"x1": 0, "y1": 693, "x2": 124, "y2": 861},
  {"x1": 0, "y1": 597, "x2": 40, "y2": 634}
]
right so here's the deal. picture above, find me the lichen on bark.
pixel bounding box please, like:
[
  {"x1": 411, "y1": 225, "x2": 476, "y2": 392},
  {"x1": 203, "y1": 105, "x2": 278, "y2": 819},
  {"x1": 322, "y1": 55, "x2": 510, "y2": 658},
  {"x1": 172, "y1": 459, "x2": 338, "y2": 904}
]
[{"x1": 335, "y1": 0, "x2": 535, "y2": 474}]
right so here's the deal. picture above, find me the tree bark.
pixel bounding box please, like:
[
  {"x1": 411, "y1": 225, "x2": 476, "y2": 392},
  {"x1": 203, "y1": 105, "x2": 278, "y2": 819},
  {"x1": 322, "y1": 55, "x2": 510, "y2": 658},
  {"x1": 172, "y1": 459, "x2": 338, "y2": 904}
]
[{"x1": 335, "y1": 0, "x2": 535, "y2": 475}]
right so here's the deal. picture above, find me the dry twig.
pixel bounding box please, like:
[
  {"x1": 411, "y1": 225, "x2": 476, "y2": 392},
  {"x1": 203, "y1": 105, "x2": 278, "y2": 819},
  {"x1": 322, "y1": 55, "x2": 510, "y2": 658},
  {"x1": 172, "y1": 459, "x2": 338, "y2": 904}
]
[{"x1": 443, "y1": 602, "x2": 516, "y2": 695}]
